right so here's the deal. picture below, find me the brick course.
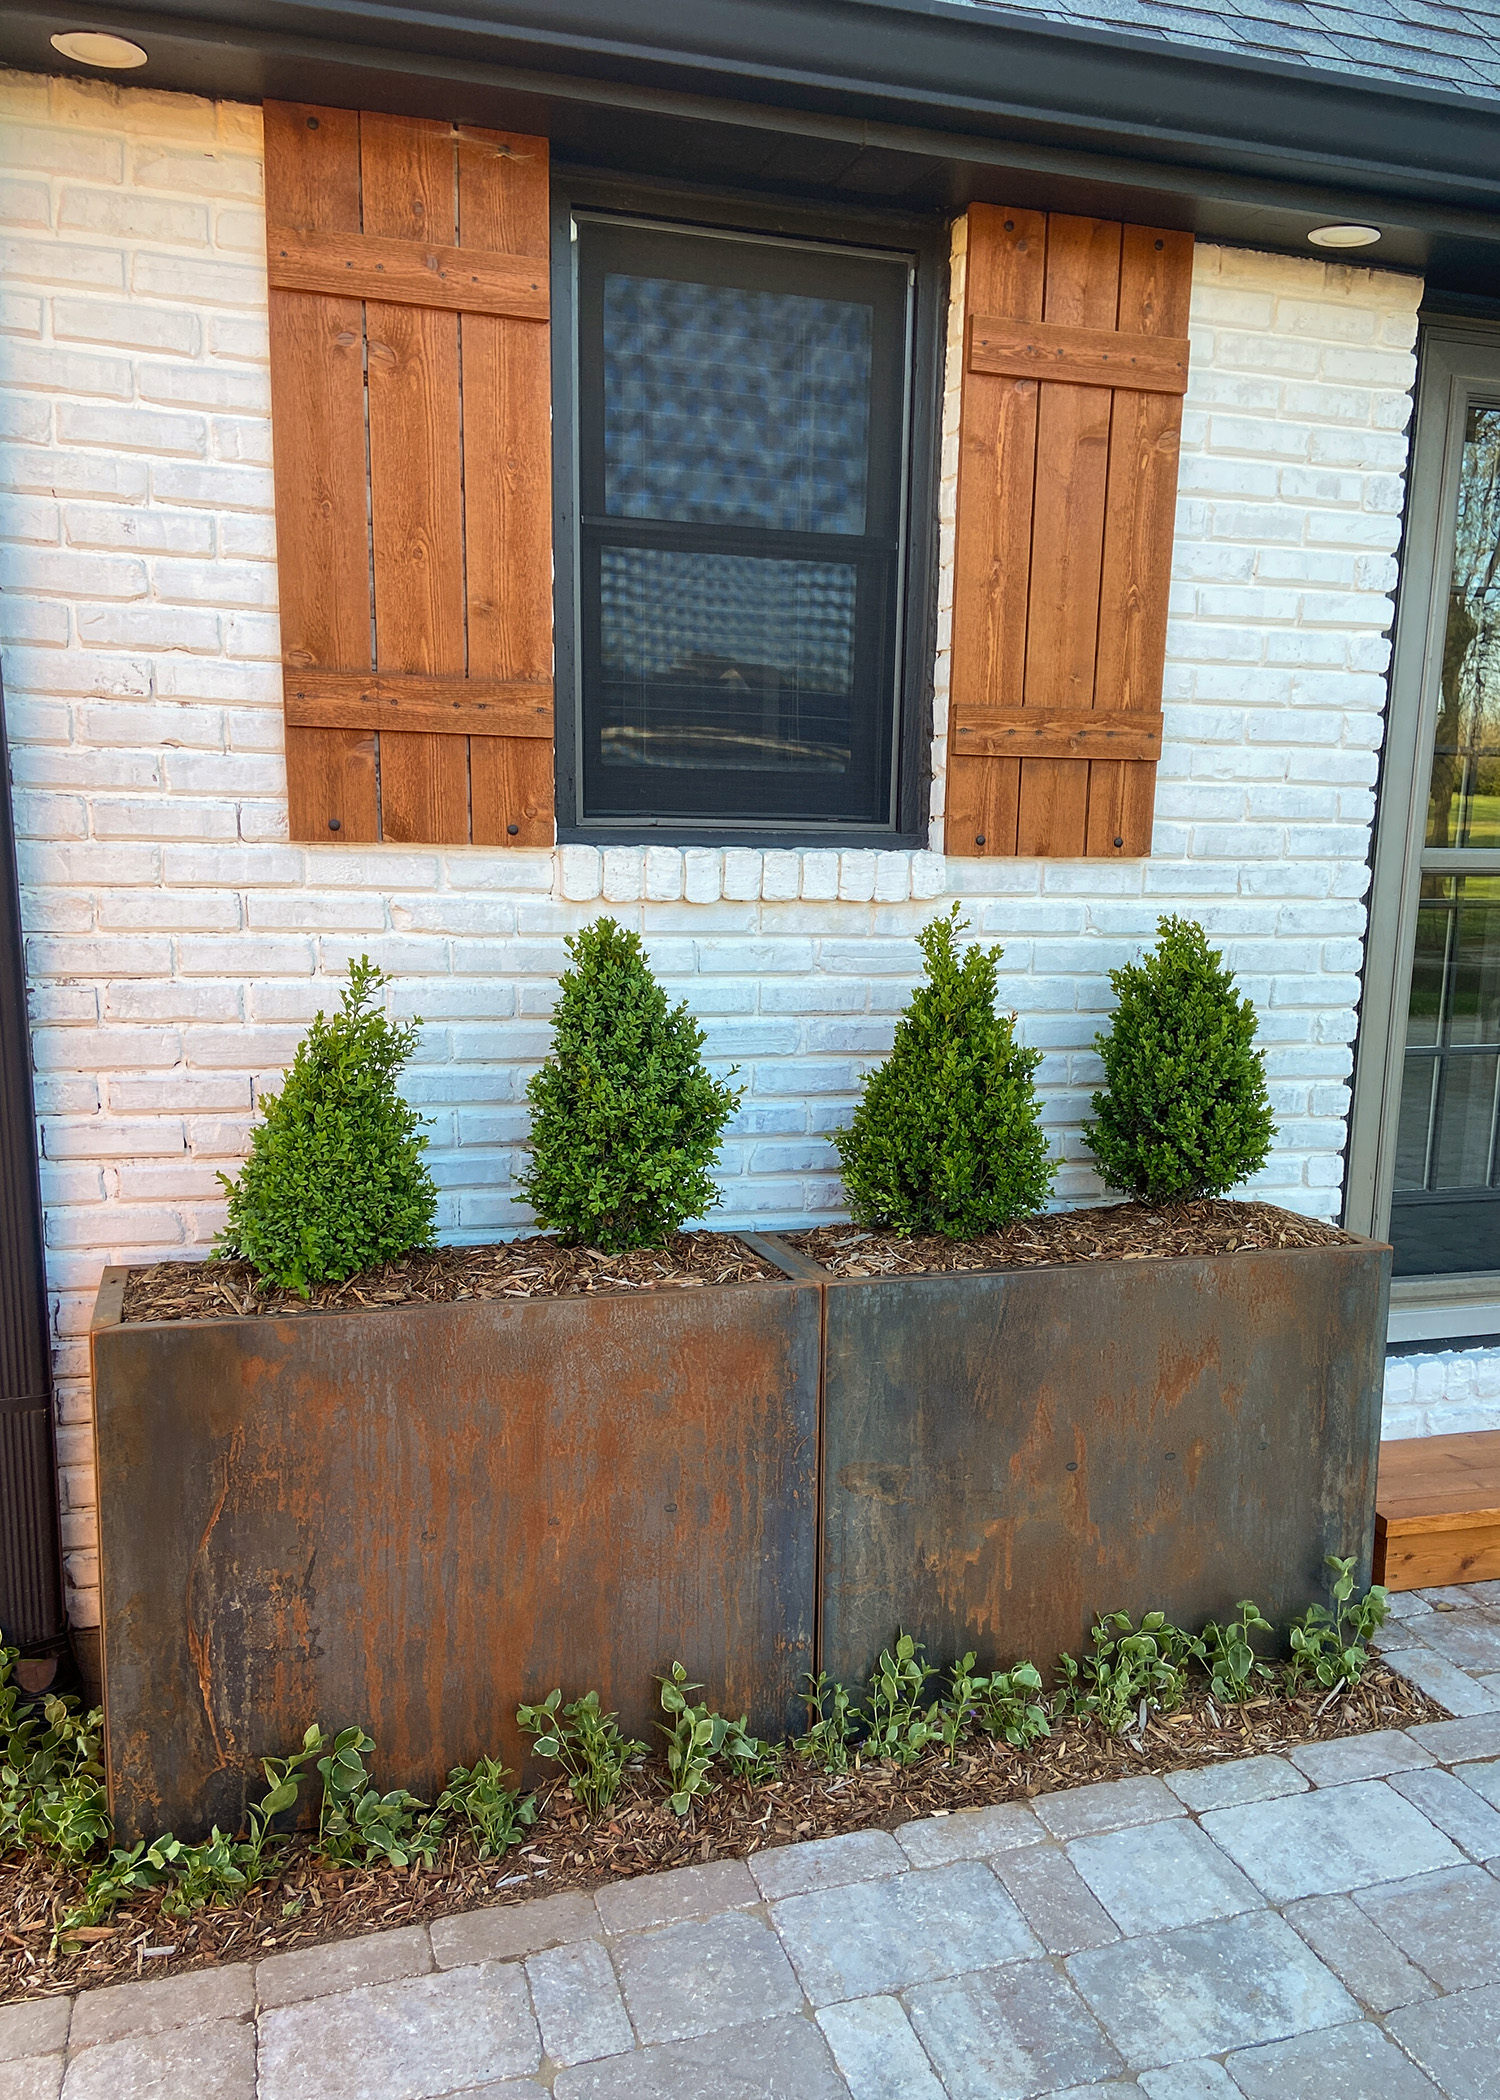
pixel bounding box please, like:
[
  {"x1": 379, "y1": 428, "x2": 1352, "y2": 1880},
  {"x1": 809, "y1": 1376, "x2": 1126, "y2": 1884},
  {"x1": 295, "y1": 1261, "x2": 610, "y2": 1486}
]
[{"x1": 0, "y1": 70, "x2": 1449, "y2": 1626}]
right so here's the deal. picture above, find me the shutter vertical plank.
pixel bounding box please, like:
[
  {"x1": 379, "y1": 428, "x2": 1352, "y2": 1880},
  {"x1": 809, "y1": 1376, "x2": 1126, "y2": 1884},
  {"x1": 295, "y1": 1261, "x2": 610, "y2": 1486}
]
[
  {"x1": 946, "y1": 205, "x2": 1046, "y2": 858},
  {"x1": 1017, "y1": 216, "x2": 1121, "y2": 857},
  {"x1": 458, "y1": 128, "x2": 554, "y2": 849},
  {"x1": 264, "y1": 103, "x2": 380, "y2": 842},
  {"x1": 1087, "y1": 225, "x2": 1194, "y2": 857},
  {"x1": 361, "y1": 113, "x2": 470, "y2": 845}
]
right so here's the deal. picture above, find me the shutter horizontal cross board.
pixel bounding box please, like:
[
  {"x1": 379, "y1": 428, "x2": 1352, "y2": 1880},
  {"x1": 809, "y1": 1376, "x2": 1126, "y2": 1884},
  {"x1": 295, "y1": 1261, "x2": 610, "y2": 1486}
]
[
  {"x1": 947, "y1": 206, "x2": 1192, "y2": 858},
  {"x1": 264, "y1": 102, "x2": 553, "y2": 847}
]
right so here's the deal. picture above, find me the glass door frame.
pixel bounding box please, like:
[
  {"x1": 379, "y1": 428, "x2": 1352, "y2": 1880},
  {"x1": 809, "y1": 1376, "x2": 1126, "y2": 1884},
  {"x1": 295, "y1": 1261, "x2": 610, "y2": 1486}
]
[{"x1": 1347, "y1": 323, "x2": 1500, "y2": 1333}]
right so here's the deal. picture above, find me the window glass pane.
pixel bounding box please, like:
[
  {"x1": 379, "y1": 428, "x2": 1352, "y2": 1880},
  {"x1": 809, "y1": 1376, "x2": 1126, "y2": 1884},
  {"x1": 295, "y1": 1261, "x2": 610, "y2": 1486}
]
[
  {"x1": 598, "y1": 547, "x2": 856, "y2": 774},
  {"x1": 602, "y1": 277, "x2": 873, "y2": 534},
  {"x1": 1425, "y1": 404, "x2": 1500, "y2": 850}
]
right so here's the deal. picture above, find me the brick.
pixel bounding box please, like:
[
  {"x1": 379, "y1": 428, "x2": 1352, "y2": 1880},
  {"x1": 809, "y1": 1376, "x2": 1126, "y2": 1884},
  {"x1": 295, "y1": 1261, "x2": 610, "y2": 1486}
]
[{"x1": 255, "y1": 1925, "x2": 432, "y2": 2009}]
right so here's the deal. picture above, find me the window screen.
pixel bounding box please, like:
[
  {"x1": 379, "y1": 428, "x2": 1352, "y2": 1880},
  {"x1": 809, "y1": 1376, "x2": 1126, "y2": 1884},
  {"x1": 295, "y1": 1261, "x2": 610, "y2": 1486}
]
[{"x1": 574, "y1": 216, "x2": 914, "y2": 828}]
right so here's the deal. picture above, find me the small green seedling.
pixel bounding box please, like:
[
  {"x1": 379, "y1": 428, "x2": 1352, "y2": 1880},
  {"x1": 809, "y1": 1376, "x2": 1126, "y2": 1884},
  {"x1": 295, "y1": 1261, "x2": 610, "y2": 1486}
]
[{"x1": 516, "y1": 1690, "x2": 646, "y2": 1819}]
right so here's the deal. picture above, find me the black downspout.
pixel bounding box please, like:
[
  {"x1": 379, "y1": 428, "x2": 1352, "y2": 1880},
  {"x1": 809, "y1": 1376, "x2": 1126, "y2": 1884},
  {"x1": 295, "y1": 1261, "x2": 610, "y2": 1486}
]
[{"x1": 0, "y1": 663, "x2": 69, "y2": 1686}]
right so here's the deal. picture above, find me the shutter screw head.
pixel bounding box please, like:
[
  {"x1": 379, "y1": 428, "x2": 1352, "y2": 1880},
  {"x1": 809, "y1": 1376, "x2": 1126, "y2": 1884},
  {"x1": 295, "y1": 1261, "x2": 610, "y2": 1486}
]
[
  {"x1": 974, "y1": 833, "x2": 986, "y2": 846},
  {"x1": 507, "y1": 823, "x2": 520, "y2": 836},
  {"x1": 328, "y1": 818, "x2": 341, "y2": 832},
  {"x1": 307, "y1": 116, "x2": 319, "y2": 129},
  {"x1": 1113, "y1": 835, "x2": 1124, "y2": 848},
  {"x1": 1155, "y1": 237, "x2": 1164, "y2": 249}
]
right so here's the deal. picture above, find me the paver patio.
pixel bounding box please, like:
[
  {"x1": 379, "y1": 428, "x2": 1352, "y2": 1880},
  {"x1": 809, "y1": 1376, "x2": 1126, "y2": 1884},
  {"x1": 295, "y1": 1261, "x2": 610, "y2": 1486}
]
[{"x1": 5, "y1": 1585, "x2": 1499, "y2": 2099}]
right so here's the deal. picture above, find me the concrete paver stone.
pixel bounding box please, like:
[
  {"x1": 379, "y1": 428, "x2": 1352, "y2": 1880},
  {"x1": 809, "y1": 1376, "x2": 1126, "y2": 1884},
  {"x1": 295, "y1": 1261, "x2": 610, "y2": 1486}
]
[
  {"x1": 254, "y1": 1924, "x2": 432, "y2": 2008},
  {"x1": 1281, "y1": 1891, "x2": 1437, "y2": 2012},
  {"x1": 989, "y1": 1841, "x2": 1121, "y2": 1954},
  {"x1": 67, "y1": 1965, "x2": 251, "y2": 2051},
  {"x1": 771, "y1": 1859, "x2": 1037, "y2": 2005},
  {"x1": 1388, "y1": 1982, "x2": 1500, "y2": 2100},
  {"x1": 906, "y1": 1956, "x2": 1125, "y2": 2100},
  {"x1": 429, "y1": 1890, "x2": 601, "y2": 1969},
  {"x1": 0, "y1": 2056, "x2": 63, "y2": 2100},
  {"x1": 525, "y1": 1937, "x2": 634, "y2": 2068},
  {"x1": 1285, "y1": 1727, "x2": 1434, "y2": 1786},
  {"x1": 1223, "y1": 2016, "x2": 1443, "y2": 2096},
  {"x1": 1404, "y1": 1713, "x2": 1500, "y2": 1763},
  {"x1": 1391, "y1": 1647, "x2": 1500, "y2": 1715},
  {"x1": 747, "y1": 1827, "x2": 903, "y2": 1901},
  {"x1": 552, "y1": 2012, "x2": 848, "y2": 2099},
  {"x1": 611, "y1": 1909, "x2": 802, "y2": 2045},
  {"x1": 1452, "y1": 1755, "x2": 1500, "y2": 1809},
  {"x1": 593, "y1": 1859, "x2": 757, "y2": 1936},
  {"x1": 1138, "y1": 2064, "x2": 1239, "y2": 2098},
  {"x1": 815, "y1": 1994, "x2": 947, "y2": 2100},
  {"x1": 59, "y1": 2021, "x2": 254, "y2": 2100},
  {"x1": 1066, "y1": 1817, "x2": 1263, "y2": 1935},
  {"x1": 1198, "y1": 1778, "x2": 1465, "y2": 1901},
  {"x1": 255, "y1": 1961, "x2": 539, "y2": 2100},
  {"x1": 1163, "y1": 1756, "x2": 1307, "y2": 1814},
  {"x1": 1067, "y1": 1908, "x2": 1358, "y2": 2068},
  {"x1": 1388, "y1": 1763, "x2": 1500, "y2": 1860},
  {"x1": 0, "y1": 2002, "x2": 69, "y2": 2067},
  {"x1": 1409, "y1": 1608, "x2": 1500, "y2": 1675},
  {"x1": 1032, "y1": 1775, "x2": 1183, "y2": 1840},
  {"x1": 1354, "y1": 1862, "x2": 1500, "y2": 1991},
  {"x1": 892, "y1": 1801, "x2": 1043, "y2": 1869}
]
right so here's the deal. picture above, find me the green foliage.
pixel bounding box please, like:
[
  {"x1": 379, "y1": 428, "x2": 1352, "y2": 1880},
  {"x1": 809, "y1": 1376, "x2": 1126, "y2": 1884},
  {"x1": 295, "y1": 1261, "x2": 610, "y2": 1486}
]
[
  {"x1": 1059, "y1": 1611, "x2": 1201, "y2": 1735},
  {"x1": 237, "y1": 1724, "x2": 325, "y2": 1883},
  {"x1": 0, "y1": 1643, "x2": 110, "y2": 1864},
  {"x1": 833, "y1": 906, "x2": 1054, "y2": 1237},
  {"x1": 1083, "y1": 916, "x2": 1276, "y2": 1204},
  {"x1": 864, "y1": 1633, "x2": 941, "y2": 1765},
  {"x1": 218, "y1": 956, "x2": 437, "y2": 1294},
  {"x1": 655, "y1": 1664, "x2": 778, "y2": 1814},
  {"x1": 516, "y1": 1689, "x2": 646, "y2": 1818},
  {"x1": 794, "y1": 1672, "x2": 862, "y2": 1774},
  {"x1": 59, "y1": 1835, "x2": 187, "y2": 1940},
  {"x1": 1288, "y1": 1557, "x2": 1391, "y2": 1692},
  {"x1": 520, "y1": 919, "x2": 742, "y2": 1253},
  {"x1": 934, "y1": 1653, "x2": 986, "y2": 1762},
  {"x1": 972, "y1": 1662, "x2": 1051, "y2": 1751},
  {"x1": 163, "y1": 1827, "x2": 247, "y2": 1916},
  {"x1": 433, "y1": 1757, "x2": 536, "y2": 1859},
  {"x1": 1200, "y1": 1600, "x2": 1276, "y2": 1706},
  {"x1": 314, "y1": 1724, "x2": 436, "y2": 1869}
]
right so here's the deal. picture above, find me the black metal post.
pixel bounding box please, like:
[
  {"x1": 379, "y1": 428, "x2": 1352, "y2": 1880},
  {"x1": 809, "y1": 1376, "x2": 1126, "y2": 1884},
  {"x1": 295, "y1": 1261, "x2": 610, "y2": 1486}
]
[{"x1": 0, "y1": 664, "x2": 67, "y2": 1673}]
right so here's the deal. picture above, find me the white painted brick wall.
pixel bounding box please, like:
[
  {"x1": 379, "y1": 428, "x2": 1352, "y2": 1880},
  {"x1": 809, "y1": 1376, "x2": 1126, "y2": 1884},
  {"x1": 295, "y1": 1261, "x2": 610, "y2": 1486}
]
[
  {"x1": 1382, "y1": 1347, "x2": 1500, "y2": 1442},
  {"x1": 0, "y1": 70, "x2": 1469, "y2": 1629}
]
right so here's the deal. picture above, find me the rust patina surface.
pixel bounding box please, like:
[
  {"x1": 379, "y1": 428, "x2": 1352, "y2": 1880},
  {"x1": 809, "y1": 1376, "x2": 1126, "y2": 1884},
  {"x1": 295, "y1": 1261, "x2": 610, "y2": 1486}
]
[
  {"x1": 91, "y1": 1264, "x2": 819, "y2": 1842},
  {"x1": 806, "y1": 1238, "x2": 1391, "y2": 1690}
]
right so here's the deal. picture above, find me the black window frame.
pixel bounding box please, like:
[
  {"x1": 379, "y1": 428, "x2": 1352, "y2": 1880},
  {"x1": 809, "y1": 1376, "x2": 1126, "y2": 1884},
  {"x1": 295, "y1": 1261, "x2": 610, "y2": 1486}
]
[{"x1": 551, "y1": 171, "x2": 946, "y2": 848}]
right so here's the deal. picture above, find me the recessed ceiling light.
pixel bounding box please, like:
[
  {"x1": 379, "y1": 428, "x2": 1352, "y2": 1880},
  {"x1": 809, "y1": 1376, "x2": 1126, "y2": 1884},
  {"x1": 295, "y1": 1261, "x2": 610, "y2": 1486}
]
[
  {"x1": 1307, "y1": 224, "x2": 1381, "y2": 250},
  {"x1": 50, "y1": 30, "x2": 148, "y2": 68}
]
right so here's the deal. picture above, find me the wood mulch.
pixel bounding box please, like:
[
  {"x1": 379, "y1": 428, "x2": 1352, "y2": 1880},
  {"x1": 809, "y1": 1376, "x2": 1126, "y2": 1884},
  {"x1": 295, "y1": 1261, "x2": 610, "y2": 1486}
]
[
  {"x1": 119, "y1": 1232, "x2": 782, "y2": 1324},
  {"x1": 787, "y1": 1199, "x2": 1352, "y2": 1277},
  {"x1": 0, "y1": 1664, "x2": 1440, "y2": 2005}
]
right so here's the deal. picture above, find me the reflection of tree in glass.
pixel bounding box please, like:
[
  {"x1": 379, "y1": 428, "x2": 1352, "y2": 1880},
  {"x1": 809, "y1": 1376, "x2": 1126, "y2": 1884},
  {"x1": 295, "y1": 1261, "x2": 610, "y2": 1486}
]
[{"x1": 1429, "y1": 406, "x2": 1500, "y2": 849}]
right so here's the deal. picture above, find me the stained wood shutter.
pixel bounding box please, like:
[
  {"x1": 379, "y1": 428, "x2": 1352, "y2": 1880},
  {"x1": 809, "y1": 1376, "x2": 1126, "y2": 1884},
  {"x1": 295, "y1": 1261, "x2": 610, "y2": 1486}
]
[
  {"x1": 263, "y1": 103, "x2": 553, "y2": 846},
  {"x1": 946, "y1": 206, "x2": 1192, "y2": 858}
]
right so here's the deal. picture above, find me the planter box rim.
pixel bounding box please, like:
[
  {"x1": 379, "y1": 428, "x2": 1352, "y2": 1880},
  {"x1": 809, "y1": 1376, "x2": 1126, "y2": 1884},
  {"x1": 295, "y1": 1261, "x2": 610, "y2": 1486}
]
[
  {"x1": 91, "y1": 1230, "x2": 809, "y2": 1336},
  {"x1": 761, "y1": 1225, "x2": 1392, "y2": 1286}
]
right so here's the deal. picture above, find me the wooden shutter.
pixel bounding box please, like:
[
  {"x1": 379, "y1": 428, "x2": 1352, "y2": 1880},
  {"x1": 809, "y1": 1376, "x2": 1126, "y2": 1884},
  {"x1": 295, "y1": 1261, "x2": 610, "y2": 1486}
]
[
  {"x1": 263, "y1": 103, "x2": 553, "y2": 847},
  {"x1": 946, "y1": 206, "x2": 1192, "y2": 858}
]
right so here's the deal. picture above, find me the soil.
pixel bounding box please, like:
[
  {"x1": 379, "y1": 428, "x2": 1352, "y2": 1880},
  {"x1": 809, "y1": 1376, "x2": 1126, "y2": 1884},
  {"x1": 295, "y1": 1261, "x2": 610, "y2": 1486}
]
[
  {"x1": 119, "y1": 1232, "x2": 783, "y2": 1324},
  {"x1": 787, "y1": 1199, "x2": 1353, "y2": 1277},
  {"x1": 0, "y1": 1663, "x2": 1440, "y2": 2005}
]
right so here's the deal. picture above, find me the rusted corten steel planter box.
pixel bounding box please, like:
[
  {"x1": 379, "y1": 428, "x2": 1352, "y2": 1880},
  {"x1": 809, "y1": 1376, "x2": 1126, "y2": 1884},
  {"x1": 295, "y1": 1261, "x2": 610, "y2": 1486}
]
[
  {"x1": 777, "y1": 1235, "x2": 1390, "y2": 1690},
  {"x1": 90, "y1": 1249, "x2": 819, "y2": 1842}
]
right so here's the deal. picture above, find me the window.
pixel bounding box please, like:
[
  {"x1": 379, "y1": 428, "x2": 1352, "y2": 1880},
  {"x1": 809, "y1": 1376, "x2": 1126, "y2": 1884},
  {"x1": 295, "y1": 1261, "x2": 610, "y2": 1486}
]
[
  {"x1": 557, "y1": 200, "x2": 934, "y2": 839},
  {"x1": 1348, "y1": 330, "x2": 1500, "y2": 1314}
]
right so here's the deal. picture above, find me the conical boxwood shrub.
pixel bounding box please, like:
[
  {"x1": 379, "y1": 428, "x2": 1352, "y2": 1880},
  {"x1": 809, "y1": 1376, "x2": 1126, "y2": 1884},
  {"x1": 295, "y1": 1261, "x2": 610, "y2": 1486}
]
[
  {"x1": 1083, "y1": 915, "x2": 1276, "y2": 1204},
  {"x1": 520, "y1": 918, "x2": 742, "y2": 1253},
  {"x1": 833, "y1": 903, "x2": 1054, "y2": 1238},
  {"x1": 217, "y1": 956, "x2": 437, "y2": 1294}
]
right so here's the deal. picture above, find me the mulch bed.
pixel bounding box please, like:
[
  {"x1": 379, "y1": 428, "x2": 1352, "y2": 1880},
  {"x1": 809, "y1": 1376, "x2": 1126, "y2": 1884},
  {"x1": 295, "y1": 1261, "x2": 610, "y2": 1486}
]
[
  {"x1": 0, "y1": 1664, "x2": 1440, "y2": 2005},
  {"x1": 120, "y1": 1232, "x2": 782, "y2": 1323},
  {"x1": 787, "y1": 1199, "x2": 1351, "y2": 1277}
]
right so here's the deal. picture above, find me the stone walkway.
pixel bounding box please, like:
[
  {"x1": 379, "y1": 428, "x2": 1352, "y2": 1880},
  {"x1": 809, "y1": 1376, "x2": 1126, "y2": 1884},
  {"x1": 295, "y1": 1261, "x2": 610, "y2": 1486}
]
[{"x1": 4, "y1": 1584, "x2": 1500, "y2": 2100}]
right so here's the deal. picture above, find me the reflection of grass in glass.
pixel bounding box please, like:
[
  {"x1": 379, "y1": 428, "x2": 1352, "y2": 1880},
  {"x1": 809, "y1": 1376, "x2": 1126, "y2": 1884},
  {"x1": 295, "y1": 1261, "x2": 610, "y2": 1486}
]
[{"x1": 1432, "y1": 790, "x2": 1500, "y2": 851}]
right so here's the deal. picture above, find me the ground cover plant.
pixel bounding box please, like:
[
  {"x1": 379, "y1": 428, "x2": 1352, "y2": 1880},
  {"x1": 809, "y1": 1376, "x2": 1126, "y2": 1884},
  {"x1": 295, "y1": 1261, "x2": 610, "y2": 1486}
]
[
  {"x1": 0, "y1": 1558, "x2": 1429, "y2": 2003},
  {"x1": 833, "y1": 904, "x2": 1054, "y2": 1237},
  {"x1": 520, "y1": 918, "x2": 742, "y2": 1253},
  {"x1": 1084, "y1": 915, "x2": 1277, "y2": 1204},
  {"x1": 216, "y1": 957, "x2": 437, "y2": 1294}
]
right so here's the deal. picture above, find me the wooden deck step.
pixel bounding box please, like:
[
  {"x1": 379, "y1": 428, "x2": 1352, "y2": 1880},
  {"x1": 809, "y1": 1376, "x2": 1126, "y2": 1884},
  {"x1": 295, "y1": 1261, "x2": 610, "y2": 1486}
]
[{"x1": 1375, "y1": 1429, "x2": 1500, "y2": 1591}]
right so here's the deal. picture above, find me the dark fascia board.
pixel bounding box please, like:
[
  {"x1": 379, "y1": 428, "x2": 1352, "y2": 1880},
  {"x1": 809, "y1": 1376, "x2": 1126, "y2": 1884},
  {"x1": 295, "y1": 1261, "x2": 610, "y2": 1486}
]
[{"x1": 6, "y1": 0, "x2": 1500, "y2": 284}]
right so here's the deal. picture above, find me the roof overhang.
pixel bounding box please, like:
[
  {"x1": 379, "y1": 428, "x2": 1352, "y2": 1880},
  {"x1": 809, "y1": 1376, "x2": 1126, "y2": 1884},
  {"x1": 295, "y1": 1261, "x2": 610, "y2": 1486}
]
[{"x1": 5, "y1": 0, "x2": 1500, "y2": 292}]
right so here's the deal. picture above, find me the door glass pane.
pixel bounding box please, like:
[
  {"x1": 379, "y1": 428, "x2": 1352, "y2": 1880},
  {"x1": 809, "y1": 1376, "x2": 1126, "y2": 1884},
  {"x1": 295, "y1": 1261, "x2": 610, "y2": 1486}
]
[
  {"x1": 1390, "y1": 874, "x2": 1500, "y2": 1273},
  {"x1": 1425, "y1": 405, "x2": 1500, "y2": 850}
]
